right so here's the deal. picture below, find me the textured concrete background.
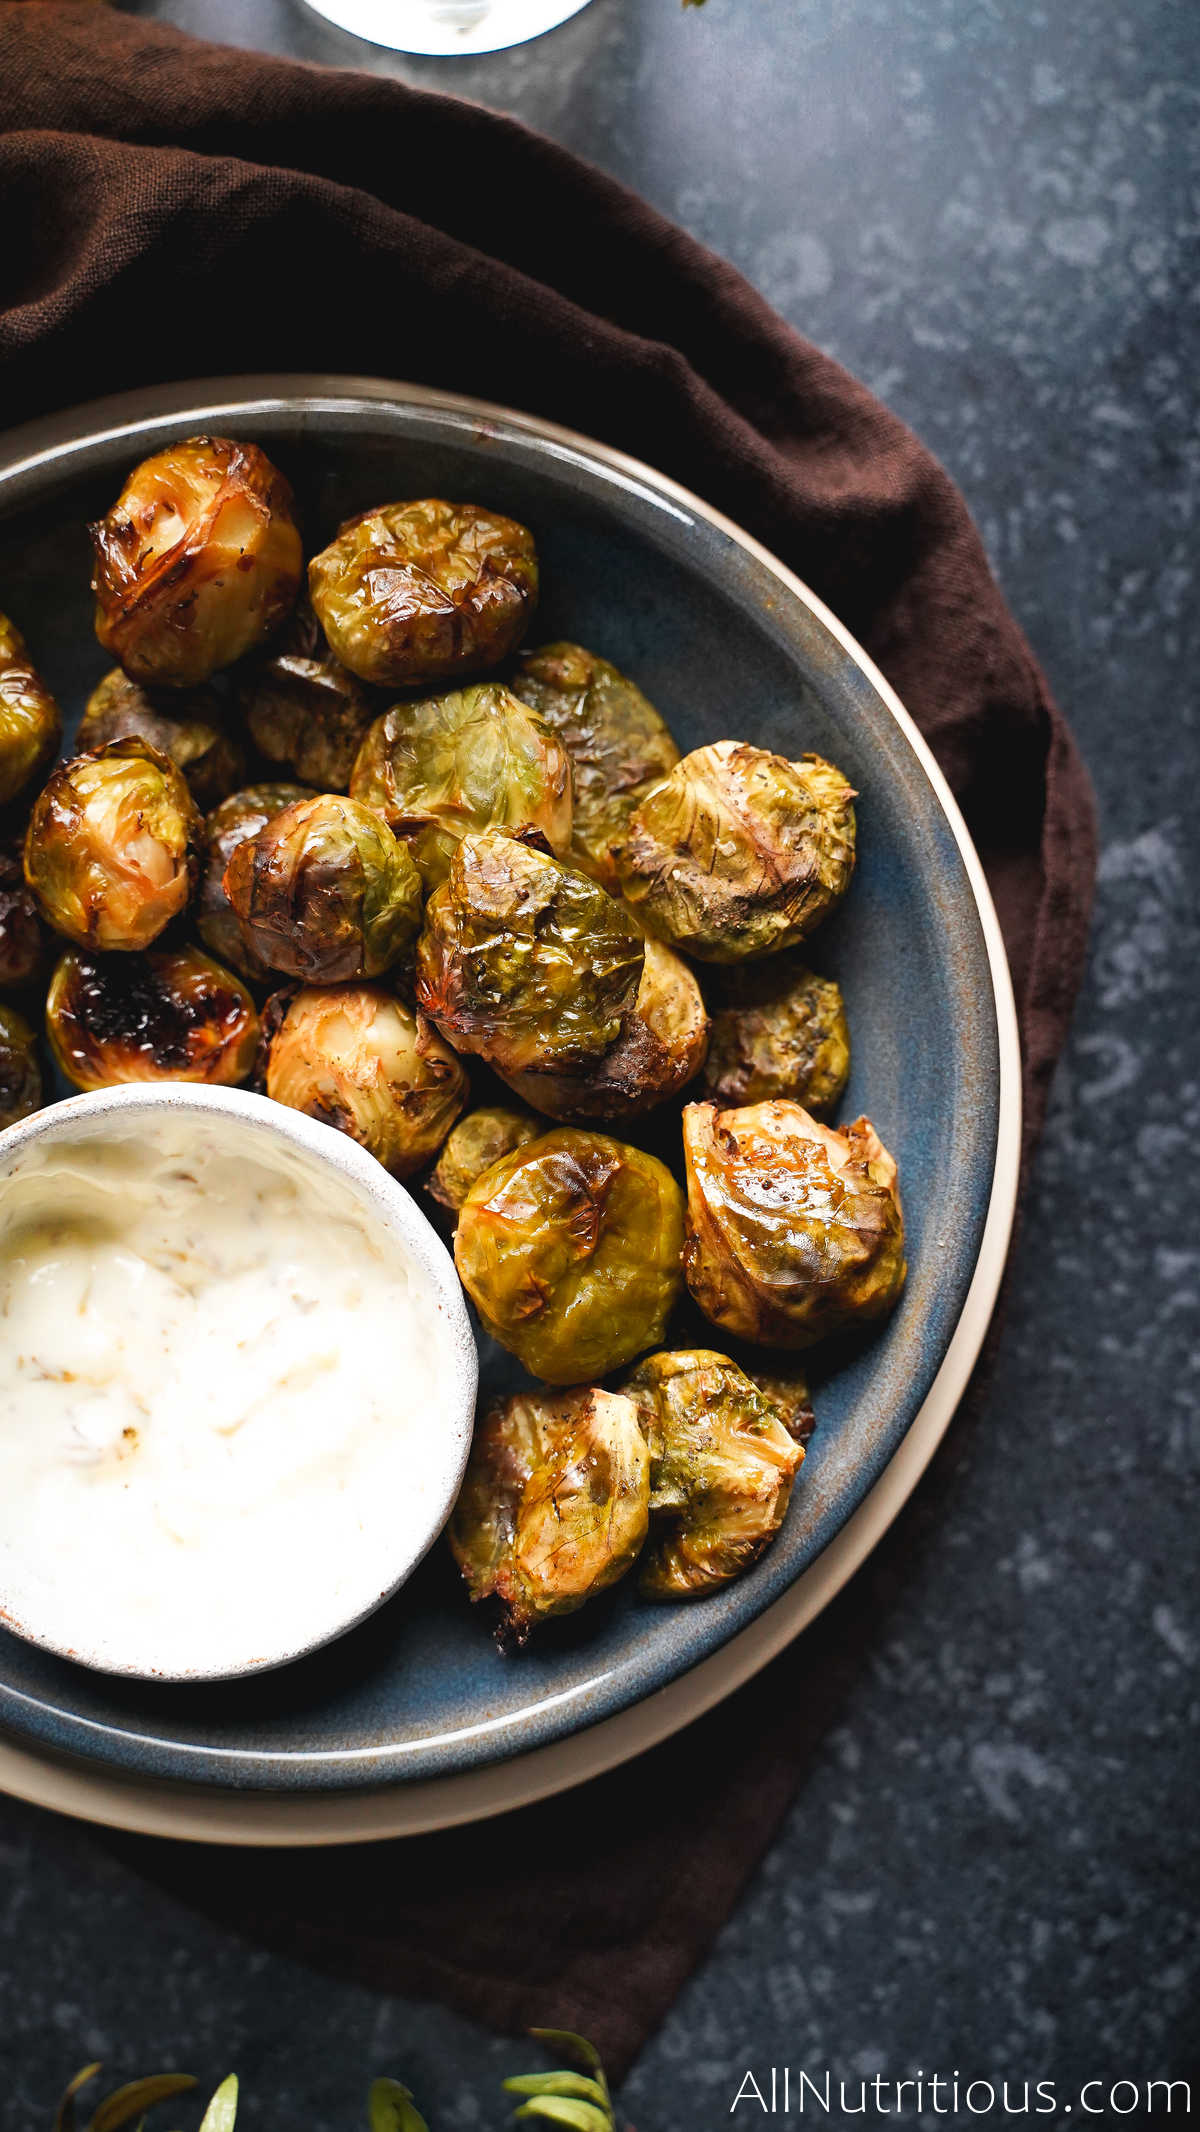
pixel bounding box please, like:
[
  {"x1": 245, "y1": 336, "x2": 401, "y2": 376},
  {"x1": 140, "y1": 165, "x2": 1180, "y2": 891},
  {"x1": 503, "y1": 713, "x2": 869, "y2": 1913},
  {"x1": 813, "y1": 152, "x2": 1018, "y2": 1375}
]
[{"x1": 2, "y1": 0, "x2": 1197, "y2": 2124}]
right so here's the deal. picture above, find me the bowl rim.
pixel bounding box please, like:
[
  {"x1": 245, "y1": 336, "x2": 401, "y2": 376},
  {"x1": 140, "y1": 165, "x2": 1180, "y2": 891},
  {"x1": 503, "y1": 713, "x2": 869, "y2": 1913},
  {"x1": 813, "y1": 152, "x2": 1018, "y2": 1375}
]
[
  {"x1": 0, "y1": 374, "x2": 1021, "y2": 1817},
  {"x1": 0, "y1": 1082, "x2": 479, "y2": 1683}
]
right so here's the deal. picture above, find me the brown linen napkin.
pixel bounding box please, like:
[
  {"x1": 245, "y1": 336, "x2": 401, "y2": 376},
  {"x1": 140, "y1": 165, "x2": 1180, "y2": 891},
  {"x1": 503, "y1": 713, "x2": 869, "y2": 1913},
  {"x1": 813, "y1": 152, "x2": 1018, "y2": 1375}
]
[{"x1": 1, "y1": 0, "x2": 1097, "y2": 2077}]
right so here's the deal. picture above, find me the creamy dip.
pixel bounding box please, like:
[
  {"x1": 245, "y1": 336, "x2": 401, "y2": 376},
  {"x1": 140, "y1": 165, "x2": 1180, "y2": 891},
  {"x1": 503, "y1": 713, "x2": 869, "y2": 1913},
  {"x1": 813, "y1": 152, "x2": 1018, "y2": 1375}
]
[{"x1": 0, "y1": 1111, "x2": 460, "y2": 1677}]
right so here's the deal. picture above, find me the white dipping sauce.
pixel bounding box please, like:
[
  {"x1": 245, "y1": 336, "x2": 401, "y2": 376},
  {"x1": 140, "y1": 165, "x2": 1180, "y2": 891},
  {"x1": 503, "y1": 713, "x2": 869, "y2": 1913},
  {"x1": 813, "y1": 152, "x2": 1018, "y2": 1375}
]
[{"x1": 0, "y1": 1114, "x2": 457, "y2": 1677}]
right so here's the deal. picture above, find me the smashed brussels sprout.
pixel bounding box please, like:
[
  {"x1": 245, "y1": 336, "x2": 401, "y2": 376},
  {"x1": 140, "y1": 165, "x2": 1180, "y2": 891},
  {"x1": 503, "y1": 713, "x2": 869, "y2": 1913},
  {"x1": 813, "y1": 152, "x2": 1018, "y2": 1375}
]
[
  {"x1": 454, "y1": 1127, "x2": 684, "y2": 1383},
  {"x1": 46, "y1": 944, "x2": 259, "y2": 1090},
  {"x1": 700, "y1": 958, "x2": 850, "y2": 1114},
  {"x1": 78, "y1": 668, "x2": 245, "y2": 811},
  {"x1": 349, "y1": 682, "x2": 572, "y2": 889},
  {"x1": 428, "y1": 1104, "x2": 543, "y2": 1212},
  {"x1": 0, "y1": 1002, "x2": 42, "y2": 1127},
  {"x1": 222, "y1": 793, "x2": 423, "y2": 983},
  {"x1": 682, "y1": 1099, "x2": 906, "y2": 1347},
  {"x1": 0, "y1": 613, "x2": 62, "y2": 808},
  {"x1": 501, "y1": 936, "x2": 708, "y2": 1124},
  {"x1": 615, "y1": 741, "x2": 856, "y2": 961},
  {"x1": 511, "y1": 641, "x2": 680, "y2": 886},
  {"x1": 308, "y1": 498, "x2": 538, "y2": 688},
  {"x1": 24, "y1": 739, "x2": 201, "y2": 951},
  {"x1": 89, "y1": 437, "x2": 303, "y2": 687},
  {"x1": 235, "y1": 612, "x2": 378, "y2": 791},
  {"x1": 197, "y1": 781, "x2": 312, "y2": 982},
  {"x1": 448, "y1": 1384, "x2": 650, "y2": 1646},
  {"x1": 415, "y1": 830, "x2": 644, "y2": 1076},
  {"x1": 262, "y1": 986, "x2": 467, "y2": 1177},
  {"x1": 622, "y1": 1349, "x2": 803, "y2": 1598},
  {"x1": 0, "y1": 841, "x2": 48, "y2": 990}
]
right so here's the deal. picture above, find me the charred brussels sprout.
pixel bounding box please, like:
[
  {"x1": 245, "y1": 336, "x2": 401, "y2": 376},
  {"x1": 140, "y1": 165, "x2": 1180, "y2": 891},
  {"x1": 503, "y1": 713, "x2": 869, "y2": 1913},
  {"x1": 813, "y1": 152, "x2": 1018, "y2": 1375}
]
[
  {"x1": 235, "y1": 614, "x2": 378, "y2": 791},
  {"x1": 511, "y1": 641, "x2": 680, "y2": 887},
  {"x1": 262, "y1": 986, "x2": 468, "y2": 1178},
  {"x1": 428, "y1": 1104, "x2": 543, "y2": 1212},
  {"x1": 197, "y1": 781, "x2": 312, "y2": 982},
  {"x1": 744, "y1": 1364, "x2": 816, "y2": 1446},
  {"x1": 308, "y1": 498, "x2": 538, "y2": 688},
  {"x1": 24, "y1": 739, "x2": 201, "y2": 951},
  {"x1": 454, "y1": 1127, "x2": 684, "y2": 1383},
  {"x1": 89, "y1": 436, "x2": 303, "y2": 686},
  {"x1": 0, "y1": 612, "x2": 62, "y2": 808},
  {"x1": 222, "y1": 793, "x2": 423, "y2": 984},
  {"x1": 46, "y1": 944, "x2": 259, "y2": 1091},
  {"x1": 78, "y1": 668, "x2": 245, "y2": 811},
  {"x1": 0, "y1": 1002, "x2": 42, "y2": 1127},
  {"x1": 700, "y1": 958, "x2": 850, "y2": 1113},
  {"x1": 622, "y1": 1349, "x2": 802, "y2": 1598},
  {"x1": 0, "y1": 842, "x2": 49, "y2": 990},
  {"x1": 349, "y1": 682, "x2": 572, "y2": 890},
  {"x1": 501, "y1": 936, "x2": 708, "y2": 1124},
  {"x1": 682, "y1": 1099, "x2": 906, "y2": 1347},
  {"x1": 448, "y1": 1384, "x2": 649, "y2": 1646},
  {"x1": 415, "y1": 830, "x2": 644, "y2": 1077},
  {"x1": 615, "y1": 741, "x2": 856, "y2": 962}
]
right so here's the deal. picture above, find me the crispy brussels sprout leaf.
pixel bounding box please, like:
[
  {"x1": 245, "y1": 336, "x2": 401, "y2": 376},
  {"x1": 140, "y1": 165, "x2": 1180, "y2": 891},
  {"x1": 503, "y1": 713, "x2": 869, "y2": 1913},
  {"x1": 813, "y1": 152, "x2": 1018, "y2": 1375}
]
[
  {"x1": 0, "y1": 611, "x2": 63, "y2": 807},
  {"x1": 682, "y1": 1100, "x2": 906, "y2": 1346},
  {"x1": 46, "y1": 945, "x2": 259, "y2": 1092},
  {"x1": 53, "y1": 2063, "x2": 103, "y2": 2132},
  {"x1": 236, "y1": 617, "x2": 378, "y2": 792},
  {"x1": 197, "y1": 780, "x2": 312, "y2": 982},
  {"x1": 416, "y1": 830, "x2": 644, "y2": 1076},
  {"x1": 0, "y1": 1001, "x2": 42, "y2": 1127},
  {"x1": 223, "y1": 793, "x2": 423, "y2": 983},
  {"x1": 89, "y1": 436, "x2": 302, "y2": 686},
  {"x1": 89, "y1": 2076, "x2": 198, "y2": 2132},
  {"x1": 502, "y1": 935, "x2": 707, "y2": 1123},
  {"x1": 78, "y1": 669, "x2": 245, "y2": 811},
  {"x1": 195, "y1": 2077, "x2": 238, "y2": 2132},
  {"x1": 308, "y1": 498, "x2": 538, "y2": 688},
  {"x1": 622, "y1": 1349, "x2": 802, "y2": 1597},
  {"x1": 262, "y1": 986, "x2": 467, "y2": 1177},
  {"x1": 349, "y1": 682, "x2": 572, "y2": 889},
  {"x1": 24, "y1": 739, "x2": 202, "y2": 952},
  {"x1": 700, "y1": 957, "x2": 850, "y2": 1113},
  {"x1": 449, "y1": 1385, "x2": 649, "y2": 1644},
  {"x1": 511, "y1": 641, "x2": 679, "y2": 887},
  {"x1": 744, "y1": 1364, "x2": 816, "y2": 1445},
  {"x1": 427, "y1": 1103, "x2": 543, "y2": 1212},
  {"x1": 454, "y1": 1127, "x2": 684, "y2": 1382},
  {"x1": 367, "y1": 2078, "x2": 429, "y2": 2132},
  {"x1": 0, "y1": 839, "x2": 48, "y2": 988},
  {"x1": 615, "y1": 741, "x2": 856, "y2": 962}
]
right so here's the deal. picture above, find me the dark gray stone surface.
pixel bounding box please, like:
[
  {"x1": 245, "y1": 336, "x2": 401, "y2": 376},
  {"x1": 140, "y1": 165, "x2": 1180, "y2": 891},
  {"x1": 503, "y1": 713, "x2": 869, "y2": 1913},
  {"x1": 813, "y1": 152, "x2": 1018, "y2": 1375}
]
[{"x1": 2, "y1": 0, "x2": 1197, "y2": 2124}]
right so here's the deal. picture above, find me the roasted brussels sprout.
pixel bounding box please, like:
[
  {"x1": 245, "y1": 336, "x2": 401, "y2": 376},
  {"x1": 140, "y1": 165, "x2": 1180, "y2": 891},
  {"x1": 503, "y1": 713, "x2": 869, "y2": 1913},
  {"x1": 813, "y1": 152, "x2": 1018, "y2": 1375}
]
[
  {"x1": 454, "y1": 1127, "x2": 685, "y2": 1383},
  {"x1": 512, "y1": 642, "x2": 680, "y2": 888},
  {"x1": 78, "y1": 668, "x2": 245, "y2": 811},
  {"x1": 682, "y1": 1100, "x2": 906, "y2": 1347},
  {"x1": 700, "y1": 958, "x2": 850, "y2": 1114},
  {"x1": 744, "y1": 1364, "x2": 816, "y2": 1445},
  {"x1": 501, "y1": 936, "x2": 708, "y2": 1124},
  {"x1": 222, "y1": 793, "x2": 423, "y2": 983},
  {"x1": 0, "y1": 613, "x2": 62, "y2": 809},
  {"x1": 622, "y1": 1349, "x2": 803, "y2": 1597},
  {"x1": 349, "y1": 682, "x2": 572, "y2": 889},
  {"x1": 415, "y1": 830, "x2": 644, "y2": 1077},
  {"x1": 261, "y1": 985, "x2": 468, "y2": 1177},
  {"x1": 197, "y1": 781, "x2": 312, "y2": 982},
  {"x1": 235, "y1": 614, "x2": 378, "y2": 791},
  {"x1": 24, "y1": 739, "x2": 202, "y2": 952},
  {"x1": 308, "y1": 498, "x2": 538, "y2": 689},
  {"x1": 428, "y1": 1103, "x2": 543, "y2": 1212},
  {"x1": 615, "y1": 741, "x2": 856, "y2": 962},
  {"x1": 0, "y1": 1001, "x2": 42, "y2": 1127},
  {"x1": 448, "y1": 1384, "x2": 650, "y2": 1645},
  {"x1": 89, "y1": 436, "x2": 303, "y2": 686},
  {"x1": 46, "y1": 944, "x2": 259, "y2": 1091},
  {"x1": 0, "y1": 841, "x2": 49, "y2": 990}
]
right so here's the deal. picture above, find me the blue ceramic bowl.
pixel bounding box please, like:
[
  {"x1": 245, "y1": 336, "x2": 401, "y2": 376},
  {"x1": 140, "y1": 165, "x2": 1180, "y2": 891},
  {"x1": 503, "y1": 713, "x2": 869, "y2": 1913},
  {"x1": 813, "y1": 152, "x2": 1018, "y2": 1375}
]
[{"x1": 0, "y1": 378, "x2": 1000, "y2": 1792}]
